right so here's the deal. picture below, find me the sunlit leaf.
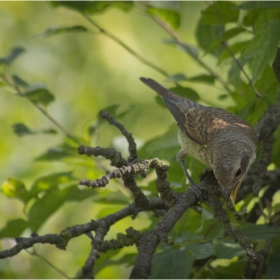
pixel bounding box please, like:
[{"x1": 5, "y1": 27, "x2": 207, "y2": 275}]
[
  {"x1": 244, "y1": 20, "x2": 280, "y2": 82},
  {"x1": 29, "y1": 172, "x2": 76, "y2": 198},
  {"x1": 147, "y1": 6, "x2": 181, "y2": 30},
  {"x1": 0, "y1": 219, "x2": 29, "y2": 239},
  {"x1": 1, "y1": 178, "x2": 29, "y2": 203}
]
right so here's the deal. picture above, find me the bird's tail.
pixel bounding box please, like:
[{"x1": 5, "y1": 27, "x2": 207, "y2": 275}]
[{"x1": 140, "y1": 77, "x2": 185, "y2": 101}]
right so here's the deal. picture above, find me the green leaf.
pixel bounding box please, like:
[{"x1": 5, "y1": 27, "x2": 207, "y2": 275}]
[
  {"x1": 165, "y1": 74, "x2": 215, "y2": 84},
  {"x1": 195, "y1": 19, "x2": 222, "y2": 56},
  {"x1": 36, "y1": 26, "x2": 88, "y2": 38},
  {"x1": 170, "y1": 85, "x2": 200, "y2": 101},
  {"x1": 1, "y1": 178, "x2": 29, "y2": 203},
  {"x1": 266, "y1": 248, "x2": 280, "y2": 278},
  {"x1": 147, "y1": 7, "x2": 181, "y2": 30},
  {"x1": 29, "y1": 172, "x2": 76, "y2": 198},
  {"x1": 35, "y1": 144, "x2": 77, "y2": 161},
  {"x1": 165, "y1": 74, "x2": 187, "y2": 82},
  {"x1": 241, "y1": 224, "x2": 280, "y2": 240},
  {"x1": 188, "y1": 74, "x2": 215, "y2": 84},
  {"x1": 138, "y1": 124, "x2": 180, "y2": 162},
  {"x1": 12, "y1": 123, "x2": 33, "y2": 137},
  {"x1": 150, "y1": 249, "x2": 194, "y2": 279},
  {"x1": 213, "y1": 239, "x2": 245, "y2": 259},
  {"x1": 12, "y1": 75, "x2": 29, "y2": 88},
  {"x1": 51, "y1": 1, "x2": 133, "y2": 14},
  {"x1": 12, "y1": 123, "x2": 57, "y2": 137},
  {"x1": 186, "y1": 241, "x2": 214, "y2": 259},
  {"x1": 20, "y1": 83, "x2": 55, "y2": 106},
  {"x1": 28, "y1": 186, "x2": 73, "y2": 231},
  {"x1": 204, "y1": 27, "x2": 245, "y2": 55},
  {"x1": 244, "y1": 20, "x2": 280, "y2": 83},
  {"x1": 201, "y1": 2, "x2": 239, "y2": 25},
  {"x1": 235, "y1": 1, "x2": 280, "y2": 10},
  {"x1": 218, "y1": 40, "x2": 250, "y2": 64},
  {"x1": 0, "y1": 47, "x2": 25, "y2": 65},
  {"x1": 0, "y1": 219, "x2": 29, "y2": 239}
]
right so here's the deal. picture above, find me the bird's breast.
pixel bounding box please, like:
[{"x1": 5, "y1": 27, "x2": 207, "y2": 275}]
[{"x1": 178, "y1": 129, "x2": 213, "y2": 167}]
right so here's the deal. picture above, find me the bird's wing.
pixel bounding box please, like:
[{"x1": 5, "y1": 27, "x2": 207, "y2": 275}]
[{"x1": 185, "y1": 107, "x2": 257, "y2": 146}]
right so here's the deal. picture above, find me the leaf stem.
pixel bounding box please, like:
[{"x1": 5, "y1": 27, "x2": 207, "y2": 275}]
[{"x1": 26, "y1": 249, "x2": 70, "y2": 279}]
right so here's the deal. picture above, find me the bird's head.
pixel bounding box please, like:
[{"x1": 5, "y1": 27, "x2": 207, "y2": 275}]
[{"x1": 213, "y1": 146, "x2": 256, "y2": 204}]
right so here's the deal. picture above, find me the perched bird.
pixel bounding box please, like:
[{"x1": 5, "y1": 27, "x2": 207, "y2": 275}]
[{"x1": 140, "y1": 77, "x2": 258, "y2": 204}]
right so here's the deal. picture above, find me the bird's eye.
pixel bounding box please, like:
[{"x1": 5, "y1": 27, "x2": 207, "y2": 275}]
[{"x1": 235, "y1": 168, "x2": 241, "y2": 177}]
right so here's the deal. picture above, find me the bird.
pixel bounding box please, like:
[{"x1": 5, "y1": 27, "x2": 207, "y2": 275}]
[{"x1": 140, "y1": 77, "x2": 258, "y2": 204}]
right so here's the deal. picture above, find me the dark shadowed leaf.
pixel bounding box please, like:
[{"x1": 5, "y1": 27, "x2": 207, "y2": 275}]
[
  {"x1": 213, "y1": 239, "x2": 245, "y2": 259},
  {"x1": 188, "y1": 74, "x2": 215, "y2": 84},
  {"x1": 12, "y1": 75, "x2": 29, "y2": 88},
  {"x1": 51, "y1": 1, "x2": 133, "y2": 14},
  {"x1": 36, "y1": 26, "x2": 88, "y2": 38},
  {"x1": 12, "y1": 123, "x2": 33, "y2": 137},
  {"x1": 1, "y1": 178, "x2": 30, "y2": 203},
  {"x1": 0, "y1": 47, "x2": 25, "y2": 65},
  {"x1": 235, "y1": 1, "x2": 280, "y2": 10},
  {"x1": 20, "y1": 83, "x2": 55, "y2": 106},
  {"x1": 35, "y1": 145, "x2": 77, "y2": 161},
  {"x1": 138, "y1": 124, "x2": 180, "y2": 162},
  {"x1": 147, "y1": 6, "x2": 181, "y2": 30},
  {"x1": 201, "y1": 2, "x2": 239, "y2": 25},
  {"x1": 241, "y1": 224, "x2": 280, "y2": 240},
  {"x1": 0, "y1": 219, "x2": 29, "y2": 239},
  {"x1": 244, "y1": 20, "x2": 280, "y2": 82},
  {"x1": 170, "y1": 85, "x2": 200, "y2": 101},
  {"x1": 196, "y1": 19, "x2": 222, "y2": 55},
  {"x1": 186, "y1": 241, "x2": 214, "y2": 259},
  {"x1": 150, "y1": 249, "x2": 194, "y2": 279},
  {"x1": 165, "y1": 73, "x2": 187, "y2": 82},
  {"x1": 266, "y1": 248, "x2": 280, "y2": 278}
]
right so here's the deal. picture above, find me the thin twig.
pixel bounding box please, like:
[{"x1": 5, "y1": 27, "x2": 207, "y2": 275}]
[
  {"x1": 213, "y1": 1, "x2": 261, "y2": 98},
  {"x1": 26, "y1": 249, "x2": 70, "y2": 279},
  {"x1": 85, "y1": 15, "x2": 169, "y2": 78}
]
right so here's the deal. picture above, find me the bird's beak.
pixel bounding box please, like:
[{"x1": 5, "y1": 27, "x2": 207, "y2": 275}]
[{"x1": 226, "y1": 180, "x2": 241, "y2": 205}]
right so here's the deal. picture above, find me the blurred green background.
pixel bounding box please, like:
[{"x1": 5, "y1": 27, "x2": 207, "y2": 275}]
[{"x1": 2, "y1": 1, "x2": 278, "y2": 279}]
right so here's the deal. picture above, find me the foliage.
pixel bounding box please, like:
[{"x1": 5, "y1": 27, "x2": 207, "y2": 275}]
[{"x1": 0, "y1": 1, "x2": 280, "y2": 279}]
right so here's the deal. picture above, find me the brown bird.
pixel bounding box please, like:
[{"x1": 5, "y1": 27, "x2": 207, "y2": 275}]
[{"x1": 140, "y1": 77, "x2": 258, "y2": 204}]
